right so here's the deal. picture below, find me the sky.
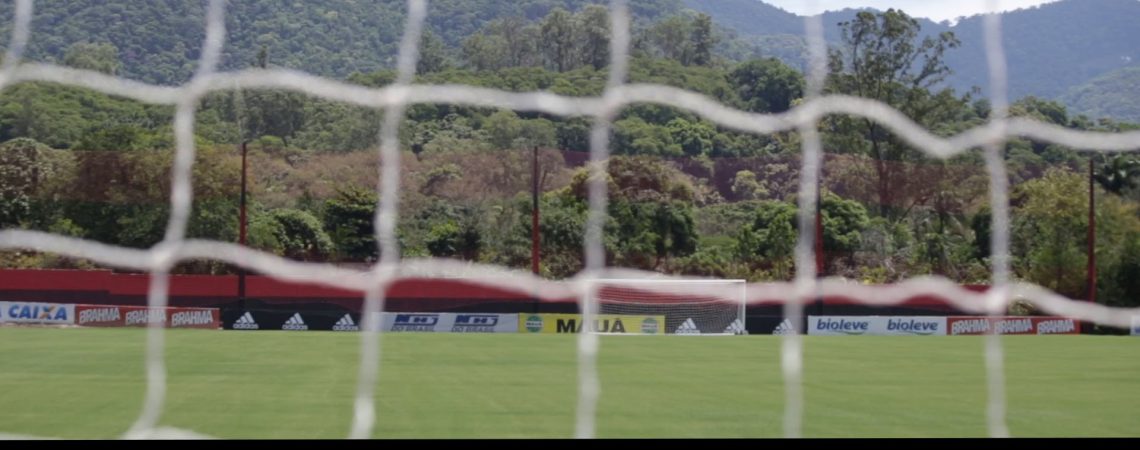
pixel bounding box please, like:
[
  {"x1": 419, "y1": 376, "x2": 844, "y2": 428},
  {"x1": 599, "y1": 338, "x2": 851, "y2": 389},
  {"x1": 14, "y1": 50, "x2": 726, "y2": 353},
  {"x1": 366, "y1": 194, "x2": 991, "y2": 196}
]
[{"x1": 762, "y1": 0, "x2": 1060, "y2": 23}]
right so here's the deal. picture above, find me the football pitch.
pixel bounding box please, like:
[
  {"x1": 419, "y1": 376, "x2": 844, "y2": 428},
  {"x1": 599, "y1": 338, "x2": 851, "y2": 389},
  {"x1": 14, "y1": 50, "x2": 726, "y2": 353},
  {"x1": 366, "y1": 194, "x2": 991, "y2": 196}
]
[{"x1": 0, "y1": 327, "x2": 1137, "y2": 439}]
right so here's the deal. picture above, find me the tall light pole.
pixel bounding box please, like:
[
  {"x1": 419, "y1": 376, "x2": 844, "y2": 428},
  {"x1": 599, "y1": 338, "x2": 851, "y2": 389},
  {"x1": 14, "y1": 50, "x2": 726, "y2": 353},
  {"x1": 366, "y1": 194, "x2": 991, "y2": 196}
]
[
  {"x1": 1086, "y1": 156, "x2": 1096, "y2": 334},
  {"x1": 238, "y1": 141, "x2": 248, "y2": 310},
  {"x1": 815, "y1": 176, "x2": 825, "y2": 317},
  {"x1": 531, "y1": 146, "x2": 541, "y2": 275}
]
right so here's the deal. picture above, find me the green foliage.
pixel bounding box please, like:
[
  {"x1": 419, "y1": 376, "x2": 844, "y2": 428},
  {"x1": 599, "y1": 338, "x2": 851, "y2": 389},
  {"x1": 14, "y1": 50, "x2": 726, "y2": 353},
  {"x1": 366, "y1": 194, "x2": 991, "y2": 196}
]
[
  {"x1": 485, "y1": 110, "x2": 524, "y2": 149},
  {"x1": 1094, "y1": 154, "x2": 1140, "y2": 195},
  {"x1": 1013, "y1": 168, "x2": 1140, "y2": 301},
  {"x1": 606, "y1": 199, "x2": 697, "y2": 270},
  {"x1": 255, "y1": 209, "x2": 333, "y2": 261},
  {"x1": 728, "y1": 58, "x2": 804, "y2": 113},
  {"x1": 666, "y1": 118, "x2": 715, "y2": 157},
  {"x1": 62, "y1": 42, "x2": 121, "y2": 75},
  {"x1": 0, "y1": 138, "x2": 74, "y2": 228},
  {"x1": 425, "y1": 219, "x2": 482, "y2": 260},
  {"x1": 821, "y1": 192, "x2": 870, "y2": 254},
  {"x1": 734, "y1": 200, "x2": 797, "y2": 279},
  {"x1": 1062, "y1": 66, "x2": 1140, "y2": 124},
  {"x1": 323, "y1": 186, "x2": 378, "y2": 262},
  {"x1": 0, "y1": 82, "x2": 170, "y2": 149},
  {"x1": 730, "y1": 170, "x2": 766, "y2": 201}
]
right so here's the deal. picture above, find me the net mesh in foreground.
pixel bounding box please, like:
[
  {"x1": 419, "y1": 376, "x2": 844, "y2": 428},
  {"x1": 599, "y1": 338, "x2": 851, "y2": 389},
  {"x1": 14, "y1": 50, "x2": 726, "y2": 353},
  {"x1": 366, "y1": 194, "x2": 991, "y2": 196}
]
[{"x1": 0, "y1": 0, "x2": 1138, "y2": 440}]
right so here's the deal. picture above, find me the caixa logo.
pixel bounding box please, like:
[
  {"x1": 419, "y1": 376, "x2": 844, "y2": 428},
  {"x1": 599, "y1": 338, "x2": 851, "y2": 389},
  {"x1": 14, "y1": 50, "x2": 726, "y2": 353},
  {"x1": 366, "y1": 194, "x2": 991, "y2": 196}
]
[
  {"x1": 886, "y1": 318, "x2": 941, "y2": 335},
  {"x1": 452, "y1": 314, "x2": 498, "y2": 332},
  {"x1": 391, "y1": 314, "x2": 439, "y2": 332},
  {"x1": 6, "y1": 303, "x2": 69, "y2": 322},
  {"x1": 814, "y1": 318, "x2": 870, "y2": 335}
]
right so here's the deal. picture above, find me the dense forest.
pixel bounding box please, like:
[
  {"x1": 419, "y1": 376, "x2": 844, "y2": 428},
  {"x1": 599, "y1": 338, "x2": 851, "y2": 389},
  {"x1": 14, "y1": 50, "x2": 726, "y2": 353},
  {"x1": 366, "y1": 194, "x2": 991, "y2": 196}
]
[
  {"x1": 1062, "y1": 66, "x2": 1140, "y2": 123},
  {"x1": 1, "y1": 5, "x2": 1140, "y2": 313},
  {"x1": 3, "y1": 0, "x2": 1139, "y2": 119}
]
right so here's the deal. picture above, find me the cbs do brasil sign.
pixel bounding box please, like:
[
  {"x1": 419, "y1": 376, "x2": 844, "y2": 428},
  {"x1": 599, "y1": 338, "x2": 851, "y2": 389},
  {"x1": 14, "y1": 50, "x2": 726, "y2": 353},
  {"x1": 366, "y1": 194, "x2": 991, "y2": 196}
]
[{"x1": 375, "y1": 313, "x2": 518, "y2": 333}]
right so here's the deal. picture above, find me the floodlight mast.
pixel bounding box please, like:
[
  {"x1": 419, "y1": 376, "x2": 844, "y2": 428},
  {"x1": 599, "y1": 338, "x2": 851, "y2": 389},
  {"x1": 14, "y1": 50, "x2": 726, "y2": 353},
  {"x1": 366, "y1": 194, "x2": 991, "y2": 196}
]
[
  {"x1": 532, "y1": 146, "x2": 541, "y2": 276},
  {"x1": 238, "y1": 141, "x2": 248, "y2": 310}
]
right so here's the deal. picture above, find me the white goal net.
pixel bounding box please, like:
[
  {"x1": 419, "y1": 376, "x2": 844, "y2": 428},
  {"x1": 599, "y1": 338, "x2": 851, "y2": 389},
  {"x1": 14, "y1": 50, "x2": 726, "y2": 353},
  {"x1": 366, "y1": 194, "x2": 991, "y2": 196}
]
[
  {"x1": 1, "y1": 0, "x2": 1140, "y2": 440},
  {"x1": 589, "y1": 279, "x2": 747, "y2": 335}
]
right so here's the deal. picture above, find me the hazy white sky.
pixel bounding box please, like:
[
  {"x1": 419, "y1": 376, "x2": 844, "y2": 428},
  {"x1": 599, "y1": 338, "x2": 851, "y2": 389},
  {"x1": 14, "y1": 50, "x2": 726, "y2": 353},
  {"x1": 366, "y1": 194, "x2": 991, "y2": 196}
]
[{"x1": 762, "y1": 0, "x2": 1060, "y2": 23}]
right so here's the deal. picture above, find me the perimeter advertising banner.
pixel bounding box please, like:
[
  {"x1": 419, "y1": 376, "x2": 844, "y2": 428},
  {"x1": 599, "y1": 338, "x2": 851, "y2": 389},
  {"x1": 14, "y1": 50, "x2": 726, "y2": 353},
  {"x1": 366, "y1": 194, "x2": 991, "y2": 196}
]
[
  {"x1": 519, "y1": 314, "x2": 666, "y2": 334},
  {"x1": 382, "y1": 313, "x2": 519, "y2": 333},
  {"x1": 806, "y1": 316, "x2": 1081, "y2": 335},
  {"x1": 0, "y1": 301, "x2": 74, "y2": 325},
  {"x1": 808, "y1": 316, "x2": 947, "y2": 336},
  {"x1": 74, "y1": 305, "x2": 220, "y2": 329},
  {"x1": 946, "y1": 316, "x2": 1080, "y2": 335},
  {"x1": 224, "y1": 311, "x2": 519, "y2": 333}
]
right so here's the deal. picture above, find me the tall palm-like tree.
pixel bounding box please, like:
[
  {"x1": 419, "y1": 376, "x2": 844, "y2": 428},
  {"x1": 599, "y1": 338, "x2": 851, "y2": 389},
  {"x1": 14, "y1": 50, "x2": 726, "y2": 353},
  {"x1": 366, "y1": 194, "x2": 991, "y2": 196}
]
[{"x1": 1094, "y1": 154, "x2": 1140, "y2": 195}]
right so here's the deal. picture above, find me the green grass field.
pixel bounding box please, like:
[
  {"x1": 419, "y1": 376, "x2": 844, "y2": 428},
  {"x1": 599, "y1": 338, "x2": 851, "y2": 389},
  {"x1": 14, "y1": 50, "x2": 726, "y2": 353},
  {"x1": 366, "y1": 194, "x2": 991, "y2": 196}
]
[{"x1": 0, "y1": 327, "x2": 1137, "y2": 438}]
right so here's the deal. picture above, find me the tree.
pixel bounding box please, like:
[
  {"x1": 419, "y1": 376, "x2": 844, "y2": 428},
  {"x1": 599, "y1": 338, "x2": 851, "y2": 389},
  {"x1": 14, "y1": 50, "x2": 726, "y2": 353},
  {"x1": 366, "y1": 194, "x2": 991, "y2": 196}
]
[
  {"x1": 253, "y1": 208, "x2": 333, "y2": 261},
  {"x1": 689, "y1": 13, "x2": 715, "y2": 66},
  {"x1": 823, "y1": 10, "x2": 965, "y2": 219},
  {"x1": 323, "y1": 185, "x2": 378, "y2": 261},
  {"x1": 734, "y1": 200, "x2": 798, "y2": 279},
  {"x1": 731, "y1": 170, "x2": 767, "y2": 200},
  {"x1": 569, "y1": 155, "x2": 694, "y2": 204},
  {"x1": 462, "y1": 32, "x2": 508, "y2": 71},
  {"x1": 575, "y1": 5, "x2": 611, "y2": 70},
  {"x1": 729, "y1": 58, "x2": 805, "y2": 113},
  {"x1": 666, "y1": 118, "x2": 715, "y2": 156},
  {"x1": 416, "y1": 30, "x2": 451, "y2": 74},
  {"x1": 485, "y1": 110, "x2": 523, "y2": 150},
  {"x1": 493, "y1": 17, "x2": 540, "y2": 68},
  {"x1": 821, "y1": 192, "x2": 871, "y2": 256},
  {"x1": 239, "y1": 46, "x2": 307, "y2": 147},
  {"x1": 516, "y1": 119, "x2": 557, "y2": 149},
  {"x1": 425, "y1": 219, "x2": 482, "y2": 260},
  {"x1": 734, "y1": 194, "x2": 869, "y2": 277},
  {"x1": 1095, "y1": 154, "x2": 1140, "y2": 195},
  {"x1": 73, "y1": 125, "x2": 151, "y2": 151},
  {"x1": 1013, "y1": 168, "x2": 1140, "y2": 300},
  {"x1": 641, "y1": 15, "x2": 691, "y2": 64},
  {"x1": 0, "y1": 138, "x2": 74, "y2": 229},
  {"x1": 562, "y1": 155, "x2": 699, "y2": 270},
  {"x1": 541, "y1": 8, "x2": 576, "y2": 72},
  {"x1": 607, "y1": 199, "x2": 697, "y2": 270},
  {"x1": 63, "y1": 42, "x2": 121, "y2": 75}
]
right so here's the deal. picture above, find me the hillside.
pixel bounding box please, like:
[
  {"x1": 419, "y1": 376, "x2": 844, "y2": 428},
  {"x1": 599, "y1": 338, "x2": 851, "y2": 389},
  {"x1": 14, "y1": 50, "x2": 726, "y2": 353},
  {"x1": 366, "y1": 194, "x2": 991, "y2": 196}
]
[
  {"x1": 0, "y1": 0, "x2": 684, "y2": 86},
  {"x1": 1, "y1": 0, "x2": 1138, "y2": 122},
  {"x1": 1062, "y1": 65, "x2": 1140, "y2": 123},
  {"x1": 684, "y1": 0, "x2": 1140, "y2": 118}
]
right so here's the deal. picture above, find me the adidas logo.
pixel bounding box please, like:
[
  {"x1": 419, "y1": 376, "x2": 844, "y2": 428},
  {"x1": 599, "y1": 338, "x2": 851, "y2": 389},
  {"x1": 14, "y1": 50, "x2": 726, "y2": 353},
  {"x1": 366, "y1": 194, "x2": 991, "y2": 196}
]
[
  {"x1": 772, "y1": 319, "x2": 795, "y2": 335},
  {"x1": 675, "y1": 318, "x2": 701, "y2": 335},
  {"x1": 332, "y1": 314, "x2": 359, "y2": 332},
  {"x1": 723, "y1": 318, "x2": 748, "y2": 335},
  {"x1": 233, "y1": 312, "x2": 259, "y2": 330},
  {"x1": 282, "y1": 313, "x2": 308, "y2": 331}
]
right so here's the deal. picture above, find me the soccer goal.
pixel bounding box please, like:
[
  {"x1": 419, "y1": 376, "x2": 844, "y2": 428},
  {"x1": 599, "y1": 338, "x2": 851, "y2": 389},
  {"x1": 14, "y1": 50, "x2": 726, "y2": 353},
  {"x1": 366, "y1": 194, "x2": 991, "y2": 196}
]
[{"x1": 586, "y1": 279, "x2": 747, "y2": 335}]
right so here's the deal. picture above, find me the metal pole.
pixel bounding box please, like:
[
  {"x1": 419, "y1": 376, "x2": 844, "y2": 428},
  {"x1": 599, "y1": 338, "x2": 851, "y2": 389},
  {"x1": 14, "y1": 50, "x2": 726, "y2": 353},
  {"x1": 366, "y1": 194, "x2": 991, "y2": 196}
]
[
  {"x1": 531, "y1": 146, "x2": 541, "y2": 275},
  {"x1": 815, "y1": 176, "x2": 825, "y2": 317},
  {"x1": 1086, "y1": 156, "x2": 1096, "y2": 333},
  {"x1": 238, "y1": 142, "x2": 248, "y2": 309}
]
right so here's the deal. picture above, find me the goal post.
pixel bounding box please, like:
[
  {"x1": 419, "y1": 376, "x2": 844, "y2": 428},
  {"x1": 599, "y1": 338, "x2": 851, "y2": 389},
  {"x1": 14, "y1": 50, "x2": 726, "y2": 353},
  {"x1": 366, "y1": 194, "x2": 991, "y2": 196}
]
[{"x1": 585, "y1": 278, "x2": 747, "y2": 335}]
